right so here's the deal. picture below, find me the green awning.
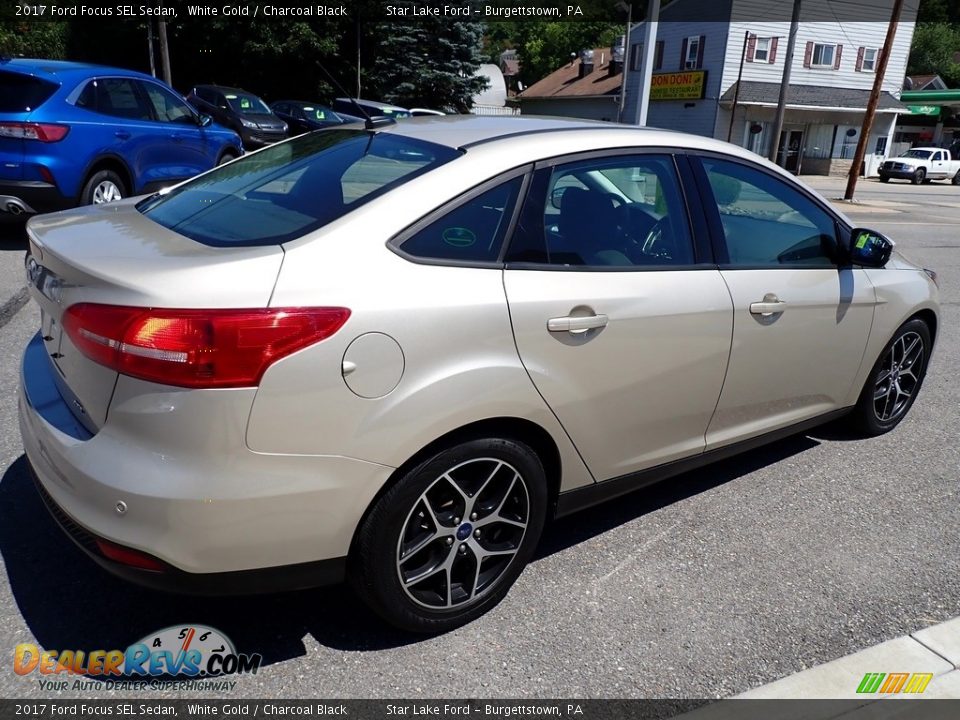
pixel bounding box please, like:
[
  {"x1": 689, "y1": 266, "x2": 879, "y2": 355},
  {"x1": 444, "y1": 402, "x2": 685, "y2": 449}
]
[{"x1": 900, "y1": 90, "x2": 960, "y2": 104}]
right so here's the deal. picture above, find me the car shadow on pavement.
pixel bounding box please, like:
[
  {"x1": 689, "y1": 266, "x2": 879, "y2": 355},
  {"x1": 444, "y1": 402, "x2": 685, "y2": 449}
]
[
  {"x1": 536, "y1": 433, "x2": 820, "y2": 559},
  {"x1": 0, "y1": 455, "x2": 421, "y2": 667},
  {"x1": 0, "y1": 220, "x2": 28, "y2": 250},
  {"x1": 0, "y1": 435, "x2": 820, "y2": 662}
]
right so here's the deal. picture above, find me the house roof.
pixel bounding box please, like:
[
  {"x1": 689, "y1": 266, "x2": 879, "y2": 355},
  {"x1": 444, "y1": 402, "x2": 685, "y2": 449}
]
[
  {"x1": 720, "y1": 81, "x2": 907, "y2": 113},
  {"x1": 907, "y1": 74, "x2": 947, "y2": 91},
  {"x1": 519, "y1": 48, "x2": 622, "y2": 101}
]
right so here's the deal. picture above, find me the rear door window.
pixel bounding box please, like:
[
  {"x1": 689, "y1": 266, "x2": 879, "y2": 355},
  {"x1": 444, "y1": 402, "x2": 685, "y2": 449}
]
[
  {"x1": 397, "y1": 177, "x2": 523, "y2": 263},
  {"x1": 0, "y1": 71, "x2": 58, "y2": 112},
  {"x1": 139, "y1": 129, "x2": 461, "y2": 246},
  {"x1": 95, "y1": 78, "x2": 152, "y2": 120},
  {"x1": 141, "y1": 81, "x2": 195, "y2": 124}
]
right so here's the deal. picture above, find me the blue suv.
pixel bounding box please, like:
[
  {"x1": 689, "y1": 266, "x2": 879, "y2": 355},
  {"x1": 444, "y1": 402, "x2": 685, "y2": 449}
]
[{"x1": 0, "y1": 59, "x2": 242, "y2": 217}]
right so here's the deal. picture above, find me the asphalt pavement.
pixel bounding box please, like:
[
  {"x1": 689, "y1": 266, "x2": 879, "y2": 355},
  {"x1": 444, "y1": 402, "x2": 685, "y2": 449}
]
[{"x1": 0, "y1": 176, "x2": 957, "y2": 700}]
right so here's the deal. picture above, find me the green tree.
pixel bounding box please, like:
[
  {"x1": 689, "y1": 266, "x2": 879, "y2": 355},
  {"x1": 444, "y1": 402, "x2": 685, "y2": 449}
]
[
  {"x1": 504, "y1": 21, "x2": 621, "y2": 86},
  {"x1": 370, "y1": 18, "x2": 488, "y2": 112},
  {"x1": 908, "y1": 22, "x2": 960, "y2": 87},
  {"x1": 0, "y1": 21, "x2": 68, "y2": 58}
]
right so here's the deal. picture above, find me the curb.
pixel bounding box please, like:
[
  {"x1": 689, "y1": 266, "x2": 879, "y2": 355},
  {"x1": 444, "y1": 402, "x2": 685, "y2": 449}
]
[{"x1": 733, "y1": 617, "x2": 960, "y2": 700}]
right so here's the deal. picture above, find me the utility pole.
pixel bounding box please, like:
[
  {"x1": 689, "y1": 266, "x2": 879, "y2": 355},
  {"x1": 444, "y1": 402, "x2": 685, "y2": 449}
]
[
  {"x1": 769, "y1": 0, "x2": 801, "y2": 164},
  {"x1": 617, "y1": 3, "x2": 631, "y2": 123},
  {"x1": 844, "y1": 0, "x2": 904, "y2": 200},
  {"x1": 146, "y1": 19, "x2": 156, "y2": 77},
  {"x1": 636, "y1": 0, "x2": 661, "y2": 126},
  {"x1": 157, "y1": 0, "x2": 172, "y2": 86},
  {"x1": 727, "y1": 30, "x2": 749, "y2": 142}
]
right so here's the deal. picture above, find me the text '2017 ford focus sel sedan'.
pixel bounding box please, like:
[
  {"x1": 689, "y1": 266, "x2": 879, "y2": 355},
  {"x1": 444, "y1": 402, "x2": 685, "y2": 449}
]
[{"x1": 19, "y1": 117, "x2": 939, "y2": 632}]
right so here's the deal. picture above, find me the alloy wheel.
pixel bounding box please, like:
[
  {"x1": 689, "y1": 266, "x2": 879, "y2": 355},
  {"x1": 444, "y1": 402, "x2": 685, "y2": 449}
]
[
  {"x1": 873, "y1": 331, "x2": 924, "y2": 422},
  {"x1": 396, "y1": 457, "x2": 529, "y2": 610},
  {"x1": 92, "y1": 180, "x2": 123, "y2": 204}
]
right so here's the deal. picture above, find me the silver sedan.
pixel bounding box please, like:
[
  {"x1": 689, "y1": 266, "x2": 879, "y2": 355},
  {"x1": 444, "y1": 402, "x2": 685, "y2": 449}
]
[{"x1": 19, "y1": 116, "x2": 939, "y2": 632}]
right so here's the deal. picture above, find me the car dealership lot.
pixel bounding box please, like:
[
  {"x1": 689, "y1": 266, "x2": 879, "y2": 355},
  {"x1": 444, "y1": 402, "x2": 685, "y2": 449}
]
[{"x1": 0, "y1": 176, "x2": 958, "y2": 699}]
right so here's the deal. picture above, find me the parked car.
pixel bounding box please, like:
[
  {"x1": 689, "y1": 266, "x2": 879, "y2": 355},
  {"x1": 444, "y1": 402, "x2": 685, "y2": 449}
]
[
  {"x1": 20, "y1": 117, "x2": 939, "y2": 633},
  {"x1": 0, "y1": 59, "x2": 242, "y2": 217},
  {"x1": 270, "y1": 101, "x2": 347, "y2": 135},
  {"x1": 331, "y1": 97, "x2": 411, "y2": 120},
  {"x1": 186, "y1": 84, "x2": 287, "y2": 150},
  {"x1": 878, "y1": 147, "x2": 960, "y2": 185}
]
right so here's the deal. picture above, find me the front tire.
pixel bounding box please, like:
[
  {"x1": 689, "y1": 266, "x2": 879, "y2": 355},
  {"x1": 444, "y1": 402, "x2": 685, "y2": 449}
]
[
  {"x1": 217, "y1": 150, "x2": 238, "y2": 166},
  {"x1": 849, "y1": 319, "x2": 931, "y2": 436},
  {"x1": 350, "y1": 437, "x2": 548, "y2": 633},
  {"x1": 81, "y1": 169, "x2": 126, "y2": 206},
  {"x1": 912, "y1": 168, "x2": 925, "y2": 185},
  {"x1": 879, "y1": 175, "x2": 890, "y2": 183}
]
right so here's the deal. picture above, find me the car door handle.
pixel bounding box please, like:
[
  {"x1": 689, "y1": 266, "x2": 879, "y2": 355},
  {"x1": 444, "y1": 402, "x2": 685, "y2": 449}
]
[
  {"x1": 749, "y1": 295, "x2": 787, "y2": 316},
  {"x1": 114, "y1": 131, "x2": 130, "y2": 140},
  {"x1": 547, "y1": 314, "x2": 608, "y2": 334}
]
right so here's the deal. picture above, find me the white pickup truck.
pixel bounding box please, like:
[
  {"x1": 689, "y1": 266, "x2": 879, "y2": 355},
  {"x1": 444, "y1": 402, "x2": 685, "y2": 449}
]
[{"x1": 878, "y1": 147, "x2": 960, "y2": 185}]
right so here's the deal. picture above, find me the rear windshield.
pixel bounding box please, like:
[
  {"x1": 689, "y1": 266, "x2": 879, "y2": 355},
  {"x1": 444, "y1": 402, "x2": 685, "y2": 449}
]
[
  {"x1": 0, "y1": 71, "x2": 58, "y2": 112},
  {"x1": 139, "y1": 129, "x2": 461, "y2": 246}
]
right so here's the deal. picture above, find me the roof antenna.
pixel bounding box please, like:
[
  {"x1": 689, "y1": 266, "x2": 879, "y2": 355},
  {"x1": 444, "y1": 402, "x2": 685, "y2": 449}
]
[{"x1": 317, "y1": 64, "x2": 395, "y2": 131}]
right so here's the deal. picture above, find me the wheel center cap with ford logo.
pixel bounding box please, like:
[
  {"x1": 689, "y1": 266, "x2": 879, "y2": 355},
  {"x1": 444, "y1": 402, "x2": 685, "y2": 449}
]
[{"x1": 456, "y1": 523, "x2": 473, "y2": 541}]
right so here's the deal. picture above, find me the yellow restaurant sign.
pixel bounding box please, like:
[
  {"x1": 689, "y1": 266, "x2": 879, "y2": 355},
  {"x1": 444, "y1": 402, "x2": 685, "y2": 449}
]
[{"x1": 650, "y1": 70, "x2": 707, "y2": 101}]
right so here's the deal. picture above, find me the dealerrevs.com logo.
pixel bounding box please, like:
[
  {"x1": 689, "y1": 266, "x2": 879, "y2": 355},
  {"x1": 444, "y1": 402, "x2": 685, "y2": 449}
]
[{"x1": 14, "y1": 625, "x2": 261, "y2": 691}]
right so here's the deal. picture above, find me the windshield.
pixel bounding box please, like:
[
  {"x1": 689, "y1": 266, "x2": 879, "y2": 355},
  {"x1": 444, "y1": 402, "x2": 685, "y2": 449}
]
[
  {"x1": 139, "y1": 129, "x2": 461, "y2": 246},
  {"x1": 901, "y1": 149, "x2": 933, "y2": 159},
  {"x1": 225, "y1": 92, "x2": 272, "y2": 115},
  {"x1": 302, "y1": 105, "x2": 339, "y2": 122}
]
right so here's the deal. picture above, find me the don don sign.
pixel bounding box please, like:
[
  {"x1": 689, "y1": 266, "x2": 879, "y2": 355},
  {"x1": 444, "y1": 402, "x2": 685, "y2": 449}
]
[{"x1": 650, "y1": 70, "x2": 707, "y2": 101}]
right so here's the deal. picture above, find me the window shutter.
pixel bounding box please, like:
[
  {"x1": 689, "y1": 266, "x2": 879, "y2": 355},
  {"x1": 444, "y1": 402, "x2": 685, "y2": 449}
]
[
  {"x1": 680, "y1": 38, "x2": 688, "y2": 69},
  {"x1": 746, "y1": 34, "x2": 757, "y2": 62},
  {"x1": 655, "y1": 40, "x2": 664, "y2": 70},
  {"x1": 697, "y1": 35, "x2": 705, "y2": 68},
  {"x1": 769, "y1": 37, "x2": 778, "y2": 64},
  {"x1": 834, "y1": 44, "x2": 843, "y2": 70},
  {"x1": 804, "y1": 41, "x2": 813, "y2": 68},
  {"x1": 855, "y1": 47, "x2": 864, "y2": 71}
]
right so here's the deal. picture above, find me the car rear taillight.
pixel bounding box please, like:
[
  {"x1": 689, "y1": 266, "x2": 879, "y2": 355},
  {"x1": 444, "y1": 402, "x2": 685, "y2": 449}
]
[
  {"x1": 62, "y1": 304, "x2": 350, "y2": 388},
  {"x1": 0, "y1": 122, "x2": 69, "y2": 142},
  {"x1": 95, "y1": 539, "x2": 167, "y2": 572}
]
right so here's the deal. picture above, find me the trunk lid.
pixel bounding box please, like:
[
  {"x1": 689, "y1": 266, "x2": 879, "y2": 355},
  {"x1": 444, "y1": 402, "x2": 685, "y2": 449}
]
[
  {"x1": 0, "y1": 69, "x2": 59, "y2": 181},
  {"x1": 25, "y1": 201, "x2": 284, "y2": 432}
]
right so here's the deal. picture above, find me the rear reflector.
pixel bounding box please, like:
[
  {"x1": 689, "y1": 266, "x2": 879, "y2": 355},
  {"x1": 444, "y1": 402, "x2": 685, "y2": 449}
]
[
  {"x1": 0, "y1": 122, "x2": 69, "y2": 142},
  {"x1": 95, "y1": 539, "x2": 167, "y2": 572},
  {"x1": 63, "y1": 304, "x2": 350, "y2": 388}
]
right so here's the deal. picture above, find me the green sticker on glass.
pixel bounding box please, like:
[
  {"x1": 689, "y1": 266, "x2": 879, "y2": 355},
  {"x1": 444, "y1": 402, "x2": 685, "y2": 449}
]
[
  {"x1": 855, "y1": 236, "x2": 868, "y2": 249},
  {"x1": 442, "y1": 227, "x2": 476, "y2": 248}
]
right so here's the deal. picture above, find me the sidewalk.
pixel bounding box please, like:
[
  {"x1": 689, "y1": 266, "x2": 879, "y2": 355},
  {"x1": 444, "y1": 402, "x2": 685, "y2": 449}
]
[{"x1": 733, "y1": 616, "x2": 960, "y2": 699}]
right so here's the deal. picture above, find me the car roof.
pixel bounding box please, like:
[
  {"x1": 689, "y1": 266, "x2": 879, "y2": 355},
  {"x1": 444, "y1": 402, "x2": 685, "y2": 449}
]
[
  {"x1": 195, "y1": 84, "x2": 260, "y2": 96},
  {"x1": 0, "y1": 58, "x2": 152, "y2": 82},
  {"x1": 335, "y1": 98, "x2": 407, "y2": 111},
  {"x1": 370, "y1": 114, "x2": 664, "y2": 149}
]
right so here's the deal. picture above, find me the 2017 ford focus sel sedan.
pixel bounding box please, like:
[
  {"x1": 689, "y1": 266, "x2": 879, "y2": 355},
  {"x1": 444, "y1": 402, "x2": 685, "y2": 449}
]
[{"x1": 19, "y1": 117, "x2": 939, "y2": 632}]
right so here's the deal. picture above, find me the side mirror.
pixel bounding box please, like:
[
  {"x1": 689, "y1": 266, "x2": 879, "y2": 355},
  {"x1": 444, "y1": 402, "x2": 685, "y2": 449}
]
[
  {"x1": 849, "y1": 228, "x2": 894, "y2": 268},
  {"x1": 198, "y1": 114, "x2": 212, "y2": 128}
]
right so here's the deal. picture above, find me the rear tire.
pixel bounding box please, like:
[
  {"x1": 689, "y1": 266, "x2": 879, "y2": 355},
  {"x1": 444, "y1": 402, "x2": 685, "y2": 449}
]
[
  {"x1": 349, "y1": 437, "x2": 547, "y2": 634},
  {"x1": 848, "y1": 318, "x2": 931, "y2": 436},
  {"x1": 80, "y1": 169, "x2": 126, "y2": 206},
  {"x1": 912, "y1": 168, "x2": 925, "y2": 185},
  {"x1": 952, "y1": 171, "x2": 960, "y2": 186}
]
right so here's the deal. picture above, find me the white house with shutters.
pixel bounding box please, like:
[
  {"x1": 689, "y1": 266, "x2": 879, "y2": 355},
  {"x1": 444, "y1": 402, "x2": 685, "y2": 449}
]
[{"x1": 621, "y1": 0, "x2": 920, "y2": 175}]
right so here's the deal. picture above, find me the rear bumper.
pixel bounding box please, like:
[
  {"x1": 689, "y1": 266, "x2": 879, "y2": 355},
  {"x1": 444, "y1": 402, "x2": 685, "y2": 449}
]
[
  {"x1": 0, "y1": 180, "x2": 73, "y2": 215},
  {"x1": 18, "y1": 331, "x2": 393, "y2": 591}
]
